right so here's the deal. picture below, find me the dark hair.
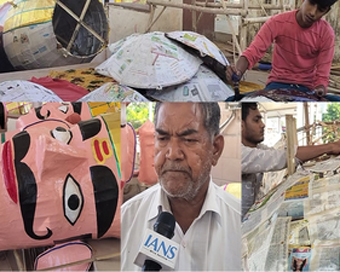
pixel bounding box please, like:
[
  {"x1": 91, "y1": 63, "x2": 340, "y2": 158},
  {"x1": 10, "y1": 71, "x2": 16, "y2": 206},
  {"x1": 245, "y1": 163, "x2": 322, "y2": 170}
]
[
  {"x1": 242, "y1": 103, "x2": 258, "y2": 121},
  {"x1": 312, "y1": 0, "x2": 338, "y2": 8},
  {"x1": 154, "y1": 103, "x2": 221, "y2": 138}
]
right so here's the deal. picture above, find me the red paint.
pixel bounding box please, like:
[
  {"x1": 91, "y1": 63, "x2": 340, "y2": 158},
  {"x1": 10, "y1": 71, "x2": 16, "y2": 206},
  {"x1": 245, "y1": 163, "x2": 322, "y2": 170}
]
[
  {"x1": 2, "y1": 141, "x2": 17, "y2": 203},
  {"x1": 102, "y1": 141, "x2": 110, "y2": 155},
  {"x1": 94, "y1": 139, "x2": 103, "y2": 162}
]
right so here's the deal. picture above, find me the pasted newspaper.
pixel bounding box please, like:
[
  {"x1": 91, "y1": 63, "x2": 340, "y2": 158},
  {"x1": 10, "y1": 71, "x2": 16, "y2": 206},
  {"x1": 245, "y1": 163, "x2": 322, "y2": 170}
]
[
  {"x1": 289, "y1": 219, "x2": 311, "y2": 247},
  {"x1": 242, "y1": 171, "x2": 311, "y2": 236},
  {"x1": 96, "y1": 32, "x2": 202, "y2": 89},
  {"x1": 146, "y1": 65, "x2": 234, "y2": 102},
  {"x1": 309, "y1": 241, "x2": 340, "y2": 270},
  {"x1": 78, "y1": 82, "x2": 150, "y2": 102},
  {"x1": 308, "y1": 208, "x2": 340, "y2": 242},
  {"x1": 306, "y1": 156, "x2": 340, "y2": 175},
  {"x1": 244, "y1": 216, "x2": 291, "y2": 271},
  {"x1": 0, "y1": 80, "x2": 63, "y2": 102},
  {"x1": 243, "y1": 156, "x2": 340, "y2": 271},
  {"x1": 264, "y1": 217, "x2": 291, "y2": 271}
]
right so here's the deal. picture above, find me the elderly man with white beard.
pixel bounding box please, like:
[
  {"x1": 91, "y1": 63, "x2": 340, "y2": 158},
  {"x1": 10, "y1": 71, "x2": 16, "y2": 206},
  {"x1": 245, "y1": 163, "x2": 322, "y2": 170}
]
[{"x1": 121, "y1": 102, "x2": 241, "y2": 271}]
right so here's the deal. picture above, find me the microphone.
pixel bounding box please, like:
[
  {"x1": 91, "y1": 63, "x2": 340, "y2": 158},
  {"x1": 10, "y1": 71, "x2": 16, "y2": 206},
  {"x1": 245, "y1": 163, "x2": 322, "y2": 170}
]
[{"x1": 134, "y1": 212, "x2": 179, "y2": 271}]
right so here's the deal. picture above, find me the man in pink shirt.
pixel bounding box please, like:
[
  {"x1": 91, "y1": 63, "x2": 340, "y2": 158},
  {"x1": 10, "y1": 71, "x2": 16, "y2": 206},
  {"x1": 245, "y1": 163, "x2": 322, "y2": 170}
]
[{"x1": 226, "y1": 0, "x2": 338, "y2": 99}]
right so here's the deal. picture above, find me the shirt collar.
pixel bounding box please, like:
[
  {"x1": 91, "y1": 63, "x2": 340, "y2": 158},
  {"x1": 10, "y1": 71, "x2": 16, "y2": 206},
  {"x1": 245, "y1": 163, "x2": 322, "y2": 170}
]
[{"x1": 147, "y1": 176, "x2": 222, "y2": 222}]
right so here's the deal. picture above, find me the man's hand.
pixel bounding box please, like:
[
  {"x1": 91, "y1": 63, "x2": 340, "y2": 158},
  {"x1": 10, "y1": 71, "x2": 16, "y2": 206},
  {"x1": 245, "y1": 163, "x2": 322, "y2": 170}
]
[
  {"x1": 329, "y1": 140, "x2": 340, "y2": 155},
  {"x1": 226, "y1": 64, "x2": 242, "y2": 83},
  {"x1": 225, "y1": 56, "x2": 249, "y2": 84}
]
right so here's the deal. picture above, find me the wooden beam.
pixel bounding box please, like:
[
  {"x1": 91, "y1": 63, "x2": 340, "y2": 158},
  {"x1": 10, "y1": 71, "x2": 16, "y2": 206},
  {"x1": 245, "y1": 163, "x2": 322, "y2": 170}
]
[
  {"x1": 286, "y1": 115, "x2": 297, "y2": 175},
  {"x1": 146, "y1": 0, "x2": 247, "y2": 15},
  {"x1": 303, "y1": 102, "x2": 311, "y2": 145}
]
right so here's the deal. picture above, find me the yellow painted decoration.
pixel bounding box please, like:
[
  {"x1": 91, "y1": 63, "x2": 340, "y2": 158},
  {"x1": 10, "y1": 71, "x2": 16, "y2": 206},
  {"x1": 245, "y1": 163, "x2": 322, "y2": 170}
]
[{"x1": 3, "y1": 0, "x2": 55, "y2": 32}]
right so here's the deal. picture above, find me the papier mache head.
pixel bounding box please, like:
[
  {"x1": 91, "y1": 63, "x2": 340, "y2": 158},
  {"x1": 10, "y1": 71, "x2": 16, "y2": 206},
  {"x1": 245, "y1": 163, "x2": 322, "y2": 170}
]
[{"x1": 0, "y1": 102, "x2": 121, "y2": 251}]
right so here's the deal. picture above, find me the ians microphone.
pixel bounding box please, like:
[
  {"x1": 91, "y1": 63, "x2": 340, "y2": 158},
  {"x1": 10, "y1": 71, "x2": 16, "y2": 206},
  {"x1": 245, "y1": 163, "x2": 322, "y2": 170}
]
[{"x1": 134, "y1": 212, "x2": 179, "y2": 271}]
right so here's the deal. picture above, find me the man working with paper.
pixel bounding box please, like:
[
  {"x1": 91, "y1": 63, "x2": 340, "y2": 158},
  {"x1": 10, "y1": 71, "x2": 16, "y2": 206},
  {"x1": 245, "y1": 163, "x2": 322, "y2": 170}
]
[
  {"x1": 121, "y1": 102, "x2": 241, "y2": 271},
  {"x1": 242, "y1": 103, "x2": 340, "y2": 218},
  {"x1": 227, "y1": 0, "x2": 339, "y2": 100}
]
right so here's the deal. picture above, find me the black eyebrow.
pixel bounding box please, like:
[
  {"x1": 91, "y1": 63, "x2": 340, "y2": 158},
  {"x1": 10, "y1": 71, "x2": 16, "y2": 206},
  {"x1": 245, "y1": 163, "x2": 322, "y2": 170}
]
[
  {"x1": 177, "y1": 129, "x2": 198, "y2": 137},
  {"x1": 155, "y1": 128, "x2": 169, "y2": 135},
  {"x1": 155, "y1": 128, "x2": 199, "y2": 137}
]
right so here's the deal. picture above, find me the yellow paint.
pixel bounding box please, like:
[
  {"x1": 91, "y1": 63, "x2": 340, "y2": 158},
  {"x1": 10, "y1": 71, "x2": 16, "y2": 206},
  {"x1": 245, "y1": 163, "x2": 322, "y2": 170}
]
[
  {"x1": 3, "y1": 0, "x2": 55, "y2": 32},
  {"x1": 91, "y1": 137, "x2": 113, "y2": 164}
]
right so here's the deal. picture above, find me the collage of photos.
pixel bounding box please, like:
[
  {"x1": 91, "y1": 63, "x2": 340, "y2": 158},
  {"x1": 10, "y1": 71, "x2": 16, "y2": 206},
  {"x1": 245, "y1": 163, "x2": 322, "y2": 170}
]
[{"x1": 0, "y1": 0, "x2": 340, "y2": 271}]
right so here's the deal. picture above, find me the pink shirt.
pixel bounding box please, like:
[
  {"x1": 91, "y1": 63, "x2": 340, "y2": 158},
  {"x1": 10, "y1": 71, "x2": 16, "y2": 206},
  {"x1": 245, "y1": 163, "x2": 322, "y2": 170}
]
[{"x1": 242, "y1": 10, "x2": 335, "y2": 92}]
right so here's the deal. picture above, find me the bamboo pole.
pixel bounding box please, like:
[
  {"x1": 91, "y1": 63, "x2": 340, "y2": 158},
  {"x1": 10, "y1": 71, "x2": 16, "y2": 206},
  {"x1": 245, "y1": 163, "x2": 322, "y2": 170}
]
[
  {"x1": 243, "y1": 16, "x2": 271, "y2": 24},
  {"x1": 303, "y1": 102, "x2": 311, "y2": 145},
  {"x1": 194, "y1": 2, "x2": 290, "y2": 9},
  {"x1": 66, "y1": 0, "x2": 92, "y2": 52},
  {"x1": 286, "y1": 115, "x2": 297, "y2": 175},
  {"x1": 53, "y1": 0, "x2": 106, "y2": 44},
  {"x1": 146, "y1": 0, "x2": 247, "y2": 15}
]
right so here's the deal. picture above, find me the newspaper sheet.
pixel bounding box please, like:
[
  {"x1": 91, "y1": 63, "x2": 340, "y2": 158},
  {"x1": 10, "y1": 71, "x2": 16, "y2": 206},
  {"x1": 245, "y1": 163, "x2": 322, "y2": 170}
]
[
  {"x1": 245, "y1": 215, "x2": 277, "y2": 271},
  {"x1": 264, "y1": 217, "x2": 291, "y2": 271},
  {"x1": 289, "y1": 219, "x2": 311, "y2": 246},
  {"x1": 0, "y1": 80, "x2": 62, "y2": 102},
  {"x1": 146, "y1": 65, "x2": 234, "y2": 102},
  {"x1": 96, "y1": 32, "x2": 203, "y2": 89},
  {"x1": 243, "y1": 155, "x2": 340, "y2": 271},
  {"x1": 78, "y1": 82, "x2": 150, "y2": 102},
  {"x1": 165, "y1": 31, "x2": 229, "y2": 66},
  {"x1": 309, "y1": 173, "x2": 340, "y2": 191},
  {"x1": 310, "y1": 242, "x2": 340, "y2": 271},
  {"x1": 242, "y1": 171, "x2": 311, "y2": 236},
  {"x1": 277, "y1": 200, "x2": 304, "y2": 220},
  {"x1": 303, "y1": 173, "x2": 340, "y2": 217},
  {"x1": 307, "y1": 208, "x2": 340, "y2": 242},
  {"x1": 306, "y1": 156, "x2": 340, "y2": 174}
]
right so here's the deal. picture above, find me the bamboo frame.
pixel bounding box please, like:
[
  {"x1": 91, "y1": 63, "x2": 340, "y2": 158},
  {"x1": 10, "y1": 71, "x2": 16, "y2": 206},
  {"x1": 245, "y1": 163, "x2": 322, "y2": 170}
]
[
  {"x1": 285, "y1": 115, "x2": 297, "y2": 175},
  {"x1": 114, "y1": 0, "x2": 295, "y2": 58}
]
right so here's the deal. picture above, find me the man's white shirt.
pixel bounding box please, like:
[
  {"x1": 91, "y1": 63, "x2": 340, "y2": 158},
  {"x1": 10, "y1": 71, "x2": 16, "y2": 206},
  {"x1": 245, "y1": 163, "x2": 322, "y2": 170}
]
[{"x1": 121, "y1": 177, "x2": 241, "y2": 271}]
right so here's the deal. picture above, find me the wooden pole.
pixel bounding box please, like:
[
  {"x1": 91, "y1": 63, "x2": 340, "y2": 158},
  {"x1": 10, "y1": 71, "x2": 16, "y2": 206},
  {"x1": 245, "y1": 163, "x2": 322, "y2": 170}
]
[
  {"x1": 286, "y1": 115, "x2": 297, "y2": 175},
  {"x1": 146, "y1": 0, "x2": 247, "y2": 15},
  {"x1": 303, "y1": 102, "x2": 311, "y2": 145}
]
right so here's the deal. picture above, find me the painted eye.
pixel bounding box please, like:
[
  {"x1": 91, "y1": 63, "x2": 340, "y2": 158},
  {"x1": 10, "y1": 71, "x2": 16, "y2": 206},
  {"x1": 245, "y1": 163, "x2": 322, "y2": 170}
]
[
  {"x1": 63, "y1": 174, "x2": 84, "y2": 225},
  {"x1": 58, "y1": 104, "x2": 69, "y2": 114},
  {"x1": 50, "y1": 127, "x2": 72, "y2": 144}
]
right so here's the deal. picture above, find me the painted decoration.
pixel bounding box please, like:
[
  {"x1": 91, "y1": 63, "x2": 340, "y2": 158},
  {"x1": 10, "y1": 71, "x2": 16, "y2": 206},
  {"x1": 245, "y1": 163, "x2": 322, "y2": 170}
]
[
  {"x1": 34, "y1": 241, "x2": 93, "y2": 271},
  {"x1": 0, "y1": 107, "x2": 121, "y2": 251}
]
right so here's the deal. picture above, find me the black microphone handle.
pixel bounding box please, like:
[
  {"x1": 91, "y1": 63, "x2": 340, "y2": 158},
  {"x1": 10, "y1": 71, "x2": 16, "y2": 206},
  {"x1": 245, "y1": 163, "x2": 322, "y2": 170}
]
[
  {"x1": 142, "y1": 259, "x2": 162, "y2": 271},
  {"x1": 142, "y1": 212, "x2": 176, "y2": 271}
]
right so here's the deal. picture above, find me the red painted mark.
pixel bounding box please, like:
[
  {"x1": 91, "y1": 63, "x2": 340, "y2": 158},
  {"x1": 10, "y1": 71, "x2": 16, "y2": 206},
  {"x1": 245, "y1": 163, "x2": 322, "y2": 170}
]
[
  {"x1": 94, "y1": 139, "x2": 103, "y2": 162},
  {"x1": 2, "y1": 141, "x2": 17, "y2": 203},
  {"x1": 102, "y1": 141, "x2": 110, "y2": 156}
]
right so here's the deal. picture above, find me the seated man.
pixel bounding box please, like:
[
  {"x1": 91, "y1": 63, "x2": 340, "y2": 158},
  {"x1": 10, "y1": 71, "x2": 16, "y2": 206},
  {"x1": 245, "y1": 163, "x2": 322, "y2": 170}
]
[
  {"x1": 227, "y1": 0, "x2": 339, "y2": 100},
  {"x1": 121, "y1": 102, "x2": 241, "y2": 271},
  {"x1": 242, "y1": 103, "x2": 340, "y2": 218}
]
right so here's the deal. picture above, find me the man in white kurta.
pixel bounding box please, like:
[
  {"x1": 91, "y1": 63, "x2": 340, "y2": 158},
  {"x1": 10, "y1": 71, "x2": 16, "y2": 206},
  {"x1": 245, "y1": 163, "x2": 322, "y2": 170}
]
[{"x1": 121, "y1": 103, "x2": 241, "y2": 271}]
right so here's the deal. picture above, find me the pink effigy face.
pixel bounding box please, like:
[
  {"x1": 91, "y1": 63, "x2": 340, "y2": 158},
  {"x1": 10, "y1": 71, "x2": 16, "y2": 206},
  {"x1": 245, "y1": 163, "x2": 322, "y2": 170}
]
[
  {"x1": 16, "y1": 102, "x2": 92, "y2": 130},
  {"x1": 0, "y1": 112, "x2": 121, "y2": 251}
]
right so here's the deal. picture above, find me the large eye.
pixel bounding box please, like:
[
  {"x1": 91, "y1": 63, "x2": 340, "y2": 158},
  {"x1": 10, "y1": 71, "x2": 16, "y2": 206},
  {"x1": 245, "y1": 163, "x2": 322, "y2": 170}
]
[
  {"x1": 63, "y1": 174, "x2": 84, "y2": 225},
  {"x1": 50, "y1": 127, "x2": 72, "y2": 144},
  {"x1": 58, "y1": 104, "x2": 69, "y2": 114}
]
